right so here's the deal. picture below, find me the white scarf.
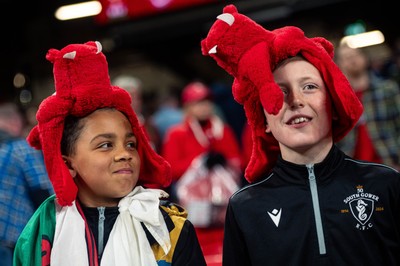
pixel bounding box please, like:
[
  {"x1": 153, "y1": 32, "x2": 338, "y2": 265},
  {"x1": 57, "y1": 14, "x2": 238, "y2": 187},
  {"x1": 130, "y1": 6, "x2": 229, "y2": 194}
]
[{"x1": 51, "y1": 186, "x2": 171, "y2": 266}]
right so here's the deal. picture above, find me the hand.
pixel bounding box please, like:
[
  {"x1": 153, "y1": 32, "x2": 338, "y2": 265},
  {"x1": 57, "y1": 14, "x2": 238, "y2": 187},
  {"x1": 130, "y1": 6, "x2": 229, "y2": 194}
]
[{"x1": 205, "y1": 151, "x2": 226, "y2": 169}]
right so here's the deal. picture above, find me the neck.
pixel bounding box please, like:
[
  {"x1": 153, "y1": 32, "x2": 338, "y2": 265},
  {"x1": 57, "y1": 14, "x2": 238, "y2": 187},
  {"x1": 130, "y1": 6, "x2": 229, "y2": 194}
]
[{"x1": 280, "y1": 139, "x2": 333, "y2": 165}]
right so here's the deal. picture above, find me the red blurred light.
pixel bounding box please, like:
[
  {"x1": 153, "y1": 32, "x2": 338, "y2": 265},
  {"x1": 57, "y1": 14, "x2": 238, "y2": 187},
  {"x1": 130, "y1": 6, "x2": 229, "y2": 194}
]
[{"x1": 96, "y1": 0, "x2": 217, "y2": 24}]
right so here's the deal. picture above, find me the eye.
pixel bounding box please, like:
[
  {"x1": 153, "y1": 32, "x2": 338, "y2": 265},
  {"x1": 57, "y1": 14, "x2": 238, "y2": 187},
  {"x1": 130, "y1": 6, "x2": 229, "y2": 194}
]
[
  {"x1": 280, "y1": 87, "x2": 289, "y2": 95},
  {"x1": 126, "y1": 138, "x2": 137, "y2": 150},
  {"x1": 126, "y1": 142, "x2": 137, "y2": 149},
  {"x1": 98, "y1": 142, "x2": 113, "y2": 149},
  {"x1": 303, "y1": 83, "x2": 318, "y2": 90}
]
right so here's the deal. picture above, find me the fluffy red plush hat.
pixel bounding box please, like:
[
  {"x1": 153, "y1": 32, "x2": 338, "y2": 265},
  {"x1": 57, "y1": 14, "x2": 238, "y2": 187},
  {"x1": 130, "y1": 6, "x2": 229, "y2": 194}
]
[
  {"x1": 27, "y1": 41, "x2": 171, "y2": 206},
  {"x1": 201, "y1": 5, "x2": 363, "y2": 183}
]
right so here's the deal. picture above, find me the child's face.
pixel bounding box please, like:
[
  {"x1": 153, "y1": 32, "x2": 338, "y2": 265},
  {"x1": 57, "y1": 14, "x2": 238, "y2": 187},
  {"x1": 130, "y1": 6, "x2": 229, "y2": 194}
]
[
  {"x1": 264, "y1": 59, "x2": 334, "y2": 159},
  {"x1": 67, "y1": 109, "x2": 140, "y2": 207}
]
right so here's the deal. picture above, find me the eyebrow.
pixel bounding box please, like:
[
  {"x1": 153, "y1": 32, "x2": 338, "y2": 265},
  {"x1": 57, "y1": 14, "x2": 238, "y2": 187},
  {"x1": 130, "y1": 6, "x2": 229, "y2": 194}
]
[
  {"x1": 298, "y1": 75, "x2": 318, "y2": 83},
  {"x1": 90, "y1": 132, "x2": 136, "y2": 144}
]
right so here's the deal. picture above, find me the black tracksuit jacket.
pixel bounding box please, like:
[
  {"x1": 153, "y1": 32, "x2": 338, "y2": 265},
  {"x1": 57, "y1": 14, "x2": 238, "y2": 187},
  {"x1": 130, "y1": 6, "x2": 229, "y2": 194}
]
[{"x1": 223, "y1": 145, "x2": 400, "y2": 266}]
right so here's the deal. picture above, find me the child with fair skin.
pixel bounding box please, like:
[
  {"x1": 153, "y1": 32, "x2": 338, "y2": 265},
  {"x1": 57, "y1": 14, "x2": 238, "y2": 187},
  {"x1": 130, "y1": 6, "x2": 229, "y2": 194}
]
[
  {"x1": 201, "y1": 5, "x2": 400, "y2": 265},
  {"x1": 13, "y1": 41, "x2": 206, "y2": 266},
  {"x1": 265, "y1": 57, "x2": 335, "y2": 164}
]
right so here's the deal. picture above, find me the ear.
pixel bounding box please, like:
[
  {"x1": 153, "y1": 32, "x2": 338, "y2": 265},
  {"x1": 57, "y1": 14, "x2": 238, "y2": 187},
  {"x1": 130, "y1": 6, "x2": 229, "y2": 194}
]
[
  {"x1": 62, "y1": 155, "x2": 77, "y2": 178},
  {"x1": 265, "y1": 122, "x2": 272, "y2": 133},
  {"x1": 263, "y1": 109, "x2": 272, "y2": 133}
]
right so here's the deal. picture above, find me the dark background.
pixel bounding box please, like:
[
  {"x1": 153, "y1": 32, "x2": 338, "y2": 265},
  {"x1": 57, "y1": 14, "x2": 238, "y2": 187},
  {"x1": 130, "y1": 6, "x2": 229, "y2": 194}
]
[{"x1": 1, "y1": 0, "x2": 397, "y2": 102}]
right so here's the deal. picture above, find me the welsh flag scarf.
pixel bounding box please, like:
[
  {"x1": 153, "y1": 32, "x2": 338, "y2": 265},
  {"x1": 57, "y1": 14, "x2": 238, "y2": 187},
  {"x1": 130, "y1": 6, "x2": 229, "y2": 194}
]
[
  {"x1": 13, "y1": 195, "x2": 57, "y2": 266},
  {"x1": 13, "y1": 187, "x2": 171, "y2": 266},
  {"x1": 13, "y1": 195, "x2": 98, "y2": 266}
]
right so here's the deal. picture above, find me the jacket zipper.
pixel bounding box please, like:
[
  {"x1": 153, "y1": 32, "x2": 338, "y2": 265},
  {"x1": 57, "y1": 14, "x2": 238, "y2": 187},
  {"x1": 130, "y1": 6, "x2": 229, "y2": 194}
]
[
  {"x1": 306, "y1": 164, "x2": 326, "y2": 255},
  {"x1": 98, "y1": 206, "x2": 106, "y2": 259}
]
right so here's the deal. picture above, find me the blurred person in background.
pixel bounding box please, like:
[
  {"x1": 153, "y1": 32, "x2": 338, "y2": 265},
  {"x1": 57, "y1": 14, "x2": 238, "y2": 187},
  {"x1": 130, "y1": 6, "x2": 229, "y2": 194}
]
[
  {"x1": 161, "y1": 81, "x2": 242, "y2": 200},
  {"x1": 21, "y1": 104, "x2": 39, "y2": 138},
  {"x1": 151, "y1": 86, "x2": 183, "y2": 142},
  {"x1": 335, "y1": 44, "x2": 400, "y2": 170},
  {"x1": 384, "y1": 38, "x2": 400, "y2": 87},
  {"x1": 160, "y1": 81, "x2": 242, "y2": 265},
  {"x1": 113, "y1": 75, "x2": 161, "y2": 151},
  {"x1": 0, "y1": 100, "x2": 53, "y2": 266},
  {"x1": 210, "y1": 81, "x2": 247, "y2": 144}
]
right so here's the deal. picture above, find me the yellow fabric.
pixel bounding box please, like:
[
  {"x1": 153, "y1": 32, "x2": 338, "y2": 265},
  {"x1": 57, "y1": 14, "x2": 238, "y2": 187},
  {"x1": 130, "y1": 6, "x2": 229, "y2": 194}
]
[{"x1": 152, "y1": 205, "x2": 188, "y2": 263}]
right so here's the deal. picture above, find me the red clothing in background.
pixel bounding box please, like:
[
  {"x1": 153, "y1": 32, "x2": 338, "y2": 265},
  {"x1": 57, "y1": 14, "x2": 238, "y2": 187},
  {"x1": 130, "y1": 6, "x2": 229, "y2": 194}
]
[
  {"x1": 161, "y1": 116, "x2": 241, "y2": 182},
  {"x1": 161, "y1": 115, "x2": 242, "y2": 266}
]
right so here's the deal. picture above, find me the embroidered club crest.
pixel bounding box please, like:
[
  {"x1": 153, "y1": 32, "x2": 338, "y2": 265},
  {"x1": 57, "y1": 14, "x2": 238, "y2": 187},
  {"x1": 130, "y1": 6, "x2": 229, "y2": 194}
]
[
  {"x1": 343, "y1": 185, "x2": 379, "y2": 230},
  {"x1": 349, "y1": 198, "x2": 374, "y2": 225}
]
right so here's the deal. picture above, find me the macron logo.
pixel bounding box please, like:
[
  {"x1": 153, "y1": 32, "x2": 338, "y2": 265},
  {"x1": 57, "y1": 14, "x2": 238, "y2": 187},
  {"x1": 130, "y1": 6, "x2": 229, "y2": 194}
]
[{"x1": 267, "y1": 208, "x2": 282, "y2": 227}]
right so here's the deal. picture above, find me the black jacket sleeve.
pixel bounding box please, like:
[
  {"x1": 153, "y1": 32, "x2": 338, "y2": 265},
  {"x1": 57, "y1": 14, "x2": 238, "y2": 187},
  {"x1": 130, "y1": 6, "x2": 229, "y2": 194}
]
[
  {"x1": 222, "y1": 202, "x2": 251, "y2": 266},
  {"x1": 172, "y1": 219, "x2": 207, "y2": 266}
]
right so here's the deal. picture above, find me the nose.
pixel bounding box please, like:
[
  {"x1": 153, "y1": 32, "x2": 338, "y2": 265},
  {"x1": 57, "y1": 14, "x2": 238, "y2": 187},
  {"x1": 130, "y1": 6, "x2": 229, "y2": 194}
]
[
  {"x1": 114, "y1": 145, "x2": 133, "y2": 161},
  {"x1": 287, "y1": 90, "x2": 304, "y2": 109}
]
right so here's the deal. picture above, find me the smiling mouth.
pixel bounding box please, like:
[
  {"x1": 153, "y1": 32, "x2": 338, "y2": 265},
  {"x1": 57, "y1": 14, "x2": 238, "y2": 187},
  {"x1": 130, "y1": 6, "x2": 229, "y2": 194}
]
[
  {"x1": 288, "y1": 117, "x2": 310, "y2": 125},
  {"x1": 114, "y1": 169, "x2": 133, "y2": 174}
]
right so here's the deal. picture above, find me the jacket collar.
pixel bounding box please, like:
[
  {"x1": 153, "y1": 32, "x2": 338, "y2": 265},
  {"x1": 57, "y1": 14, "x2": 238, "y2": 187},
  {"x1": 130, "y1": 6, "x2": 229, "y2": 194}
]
[{"x1": 273, "y1": 144, "x2": 345, "y2": 185}]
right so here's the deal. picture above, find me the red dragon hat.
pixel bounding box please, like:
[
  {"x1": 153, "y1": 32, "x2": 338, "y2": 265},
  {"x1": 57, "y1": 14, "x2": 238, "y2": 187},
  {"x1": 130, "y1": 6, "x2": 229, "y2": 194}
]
[
  {"x1": 201, "y1": 5, "x2": 363, "y2": 182},
  {"x1": 27, "y1": 41, "x2": 171, "y2": 206}
]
